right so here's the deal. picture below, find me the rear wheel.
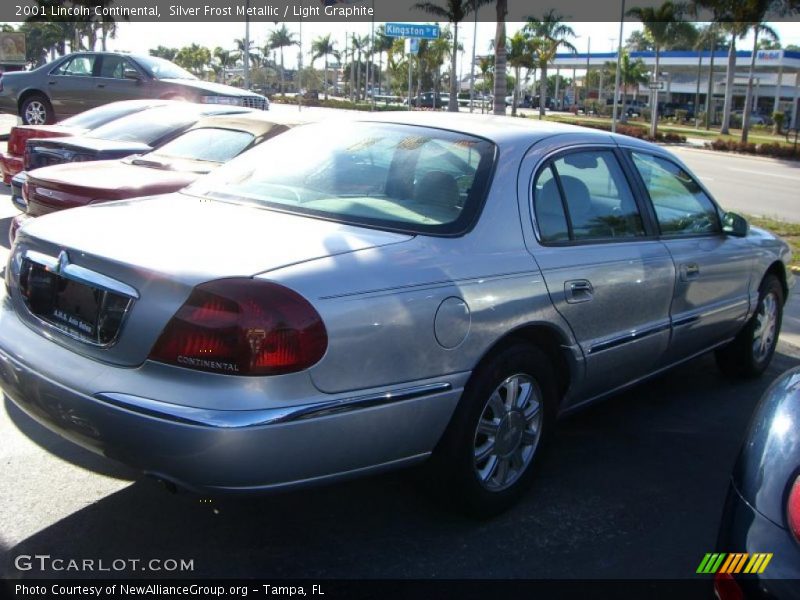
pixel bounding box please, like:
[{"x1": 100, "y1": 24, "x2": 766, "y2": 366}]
[
  {"x1": 428, "y1": 343, "x2": 557, "y2": 517},
  {"x1": 716, "y1": 274, "x2": 783, "y2": 378},
  {"x1": 20, "y1": 94, "x2": 54, "y2": 125}
]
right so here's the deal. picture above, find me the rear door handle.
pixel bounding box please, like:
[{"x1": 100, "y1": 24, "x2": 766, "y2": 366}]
[
  {"x1": 681, "y1": 263, "x2": 700, "y2": 280},
  {"x1": 565, "y1": 279, "x2": 594, "y2": 304},
  {"x1": 48, "y1": 81, "x2": 56, "y2": 85},
  {"x1": 96, "y1": 84, "x2": 105, "y2": 88}
]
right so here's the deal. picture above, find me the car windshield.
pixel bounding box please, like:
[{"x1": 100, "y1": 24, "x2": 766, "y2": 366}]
[
  {"x1": 85, "y1": 107, "x2": 200, "y2": 144},
  {"x1": 149, "y1": 128, "x2": 255, "y2": 163},
  {"x1": 59, "y1": 102, "x2": 157, "y2": 130},
  {"x1": 135, "y1": 55, "x2": 197, "y2": 80},
  {"x1": 184, "y1": 122, "x2": 496, "y2": 235}
]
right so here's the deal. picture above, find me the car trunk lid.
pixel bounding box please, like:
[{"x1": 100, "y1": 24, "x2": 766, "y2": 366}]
[{"x1": 9, "y1": 193, "x2": 412, "y2": 366}]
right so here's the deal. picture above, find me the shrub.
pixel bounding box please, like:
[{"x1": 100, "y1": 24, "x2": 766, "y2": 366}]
[
  {"x1": 705, "y1": 138, "x2": 799, "y2": 160},
  {"x1": 773, "y1": 111, "x2": 785, "y2": 135}
]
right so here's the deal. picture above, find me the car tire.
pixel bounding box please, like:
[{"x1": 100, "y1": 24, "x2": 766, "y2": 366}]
[
  {"x1": 427, "y1": 343, "x2": 557, "y2": 517},
  {"x1": 716, "y1": 274, "x2": 783, "y2": 378},
  {"x1": 20, "y1": 94, "x2": 54, "y2": 125}
]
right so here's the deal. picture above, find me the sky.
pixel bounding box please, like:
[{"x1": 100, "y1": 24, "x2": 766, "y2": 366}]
[
  {"x1": 11, "y1": 18, "x2": 800, "y2": 72},
  {"x1": 105, "y1": 19, "x2": 800, "y2": 70}
]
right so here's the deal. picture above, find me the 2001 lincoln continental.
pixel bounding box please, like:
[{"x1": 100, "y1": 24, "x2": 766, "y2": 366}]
[{"x1": 0, "y1": 113, "x2": 792, "y2": 515}]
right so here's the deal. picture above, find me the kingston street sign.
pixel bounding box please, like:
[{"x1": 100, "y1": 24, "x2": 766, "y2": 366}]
[{"x1": 385, "y1": 22, "x2": 440, "y2": 39}]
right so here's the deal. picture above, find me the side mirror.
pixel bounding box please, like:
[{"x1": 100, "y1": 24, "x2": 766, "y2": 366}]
[
  {"x1": 123, "y1": 69, "x2": 142, "y2": 82},
  {"x1": 722, "y1": 212, "x2": 749, "y2": 237}
]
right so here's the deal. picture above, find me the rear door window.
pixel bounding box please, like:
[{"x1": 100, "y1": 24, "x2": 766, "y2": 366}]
[
  {"x1": 533, "y1": 149, "x2": 646, "y2": 243},
  {"x1": 52, "y1": 55, "x2": 96, "y2": 77}
]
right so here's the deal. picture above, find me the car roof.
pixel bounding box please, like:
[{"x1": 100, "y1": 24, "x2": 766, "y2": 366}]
[{"x1": 347, "y1": 110, "x2": 636, "y2": 148}]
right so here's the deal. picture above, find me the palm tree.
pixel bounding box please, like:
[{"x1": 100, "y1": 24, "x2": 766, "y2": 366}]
[
  {"x1": 492, "y1": 31, "x2": 534, "y2": 116},
  {"x1": 741, "y1": 20, "x2": 779, "y2": 142},
  {"x1": 627, "y1": 1, "x2": 684, "y2": 138},
  {"x1": 692, "y1": 0, "x2": 749, "y2": 135},
  {"x1": 492, "y1": 0, "x2": 508, "y2": 115},
  {"x1": 373, "y1": 26, "x2": 395, "y2": 95},
  {"x1": 212, "y1": 47, "x2": 234, "y2": 83},
  {"x1": 234, "y1": 37, "x2": 260, "y2": 72},
  {"x1": 311, "y1": 34, "x2": 340, "y2": 101},
  {"x1": 524, "y1": 10, "x2": 577, "y2": 120},
  {"x1": 268, "y1": 24, "x2": 298, "y2": 96},
  {"x1": 351, "y1": 34, "x2": 369, "y2": 101},
  {"x1": 413, "y1": 0, "x2": 478, "y2": 111},
  {"x1": 610, "y1": 51, "x2": 649, "y2": 116},
  {"x1": 427, "y1": 27, "x2": 454, "y2": 108}
]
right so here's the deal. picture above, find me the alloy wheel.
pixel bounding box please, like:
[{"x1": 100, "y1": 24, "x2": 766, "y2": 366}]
[
  {"x1": 753, "y1": 292, "x2": 778, "y2": 363},
  {"x1": 473, "y1": 373, "x2": 543, "y2": 492},
  {"x1": 24, "y1": 101, "x2": 47, "y2": 125}
]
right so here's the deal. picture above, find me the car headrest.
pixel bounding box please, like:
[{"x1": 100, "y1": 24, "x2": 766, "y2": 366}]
[{"x1": 415, "y1": 170, "x2": 460, "y2": 210}]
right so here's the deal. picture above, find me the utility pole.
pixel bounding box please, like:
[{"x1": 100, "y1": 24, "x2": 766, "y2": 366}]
[
  {"x1": 612, "y1": 0, "x2": 626, "y2": 133},
  {"x1": 243, "y1": 0, "x2": 250, "y2": 91}
]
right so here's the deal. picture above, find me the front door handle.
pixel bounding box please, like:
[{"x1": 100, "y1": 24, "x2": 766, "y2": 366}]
[
  {"x1": 681, "y1": 263, "x2": 700, "y2": 281},
  {"x1": 565, "y1": 279, "x2": 594, "y2": 304},
  {"x1": 96, "y1": 84, "x2": 105, "y2": 88},
  {"x1": 48, "y1": 81, "x2": 56, "y2": 85}
]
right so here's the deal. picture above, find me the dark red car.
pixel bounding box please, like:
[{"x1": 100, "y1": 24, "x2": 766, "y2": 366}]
[
  {"x1": 0, "y1": 99, "x2": 170, "y2": 184},
  {"x1": 9, "y1": 113, "x2": 297, "y2": 244}
]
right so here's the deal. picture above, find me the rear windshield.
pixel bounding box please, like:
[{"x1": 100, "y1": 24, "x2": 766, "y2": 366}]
[
  {"x1": 85, "y1": 107, "x2": 200, "y2": 144},
  {"x1": 59, "y1": 102, "x2": 158, "y2": 130},
  {"x1": 184, "y1": 122, "x2": 496, "y2": 235},
  {"x1": 152, "y1": 128, "x2": 255, "y2": 162}
]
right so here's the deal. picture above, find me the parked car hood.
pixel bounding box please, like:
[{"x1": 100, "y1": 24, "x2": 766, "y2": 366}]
[
  {"x1": 19, "y1": 193, "x2": 413, "y2": 281},
  {"x1": 159, "y1": 79, "x2": 262, "y2": 97}
]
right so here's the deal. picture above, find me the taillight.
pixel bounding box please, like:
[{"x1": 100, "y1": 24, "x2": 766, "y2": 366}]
[
  {"x1": 788, "y1": 474, "x2": 800, "y2": 542},
  {"x1": 149, "y1": 279, "x2": 327, "y2": 376},
  {"x1": 714, "y1": 571, "x2": 743, "y2": 600}
]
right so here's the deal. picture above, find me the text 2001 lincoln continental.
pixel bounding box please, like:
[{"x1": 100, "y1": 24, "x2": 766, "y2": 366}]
[{"x1": 0, "y1": 114, "x2": 792, "y2": 515}]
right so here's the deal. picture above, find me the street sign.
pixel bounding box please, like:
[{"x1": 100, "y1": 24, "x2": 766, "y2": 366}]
[
  {"x1": 406, "y1": 38, "x2": 420, "y2": 55},
  {"x1": 648, "y1": 81, "x2": 665, "y2": 90},
  {"x1": 386, "y1": 22, "x2": 440, "y2": 40}
]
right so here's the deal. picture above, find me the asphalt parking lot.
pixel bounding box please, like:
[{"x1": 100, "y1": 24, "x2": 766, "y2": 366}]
[{"x1": 1, "y1": 129, "x2": 799, "y2": 582}]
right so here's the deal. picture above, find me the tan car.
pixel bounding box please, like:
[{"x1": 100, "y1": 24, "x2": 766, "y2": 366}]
[{"x1": 0, "y1": 52, "x2": 268, "y2": 124}]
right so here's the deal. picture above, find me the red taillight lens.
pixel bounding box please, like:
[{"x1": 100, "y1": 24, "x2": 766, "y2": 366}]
[
  {"x1": 714, "y1": 571, "x2": 744, "y2": 600},
  {"x1": 11, "y1": 128, "x2": 67, "y2": 157},
  {"x1": 149, "y1": 279, "x2": 327, "y2": 376},
  {"x1": 788, "y1": 474, "x2": 800, "y2": 542}
]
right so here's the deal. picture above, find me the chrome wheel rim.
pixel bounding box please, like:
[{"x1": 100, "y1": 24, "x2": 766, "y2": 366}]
[
  {"x1": 24, "y1": 101, "x2": 47, "y2": 124},
  {"x1": 473, "y1": 373, "x2": 542, "y2": 492},
  {"x1": 753, "y1": 292, "x2": 778, "y2": 363}
]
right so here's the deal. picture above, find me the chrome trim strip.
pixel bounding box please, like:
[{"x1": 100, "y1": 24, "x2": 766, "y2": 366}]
[
  {"x1": 588, "y1": 322, "x2": 671, "y2": 354},
  {"x1": 95, "y1": 382, "x2": 454, "y2": 429},
  {"x1": 23, "y1": 249, "x2": 140, "y2": 299}
]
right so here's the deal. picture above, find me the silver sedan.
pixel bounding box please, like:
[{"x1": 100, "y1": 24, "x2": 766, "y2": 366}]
[{"x1": 0, "y1": 113, "x2": 793, "y2": 516}]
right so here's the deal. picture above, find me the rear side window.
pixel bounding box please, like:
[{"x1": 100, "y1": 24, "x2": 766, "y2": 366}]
[
  {"x1": 630, "y1": 152, "x2": 720, "y2": 236},
  {"x1": 533, "y1": 149, "x2": 645, "y2": 243}
]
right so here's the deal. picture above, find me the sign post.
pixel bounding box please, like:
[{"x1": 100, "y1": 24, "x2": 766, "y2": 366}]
[{"x1": 386, "y1": 22, "x2": 439, "y2": 110}]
